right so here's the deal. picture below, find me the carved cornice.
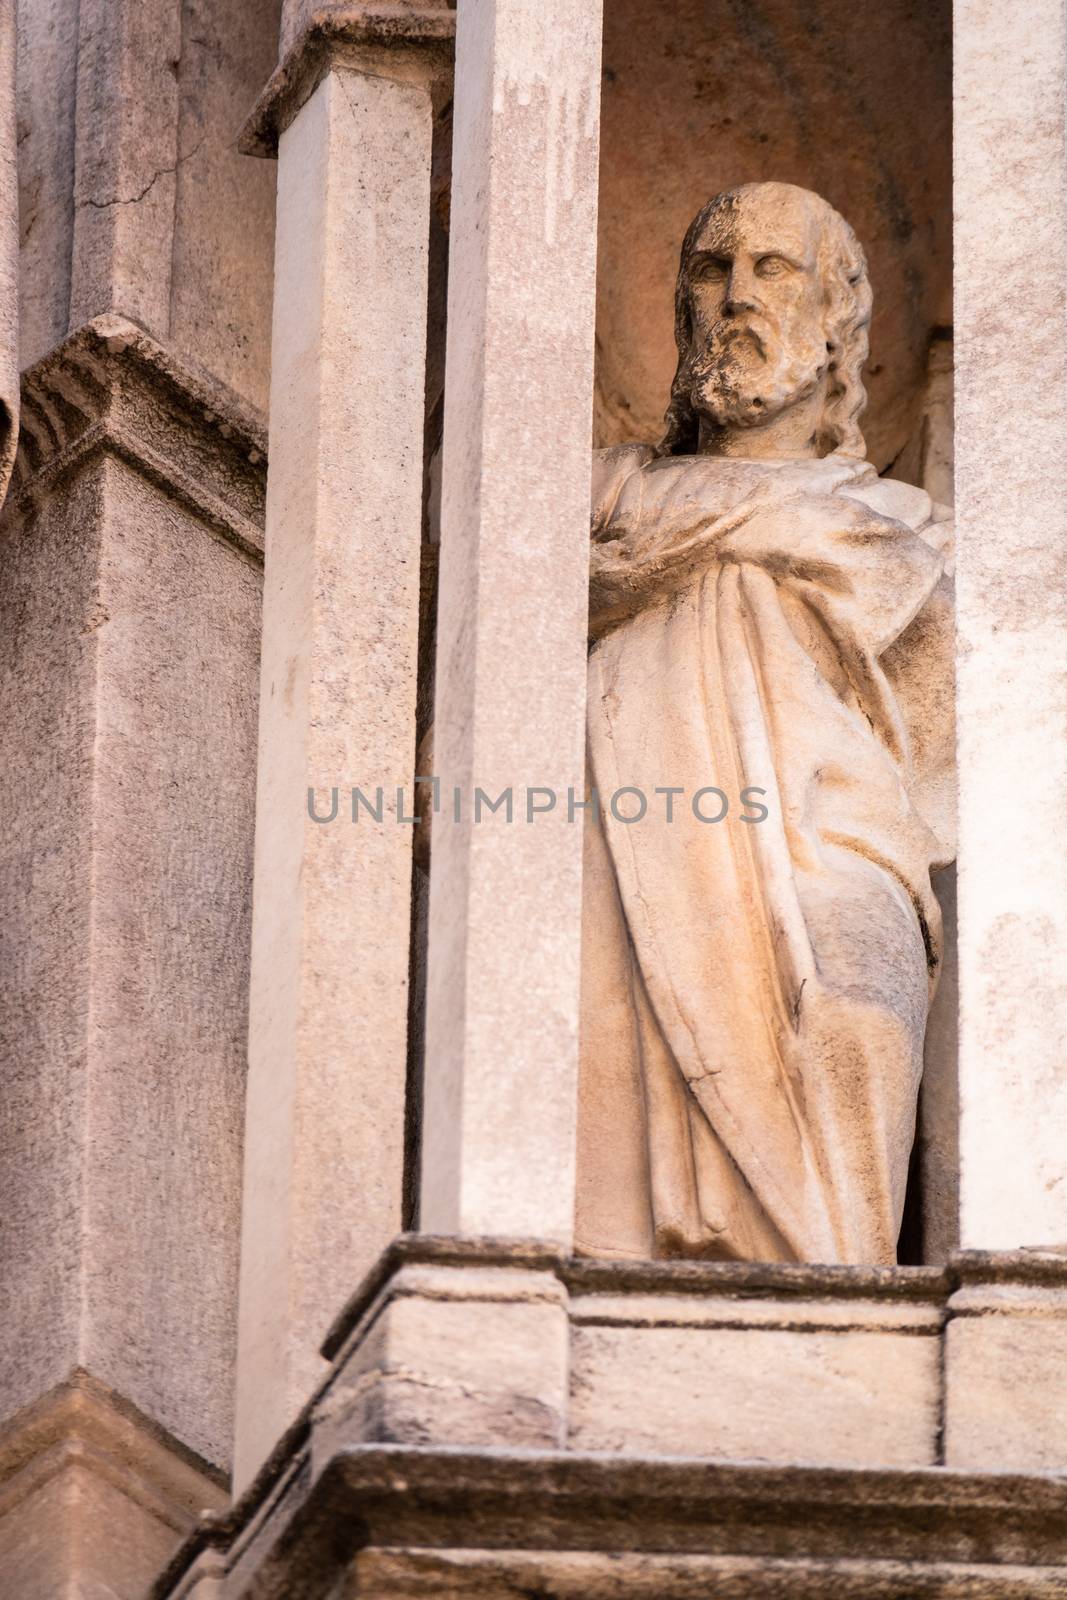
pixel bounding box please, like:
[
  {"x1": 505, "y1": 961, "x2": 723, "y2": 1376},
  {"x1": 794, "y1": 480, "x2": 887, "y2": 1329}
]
[
  {"x1": 305, "y1": 1233, "x2": 1067, "y2": 1378},
  {"x1": 9, "y1": 314, "x2": 268, "y2": 563},
  {"x1": 239, "y1": 3, "x2": 456, "y2": 158},
  {"x1": 0, "y1": 1369, "x2": 227, "y2": 1537},
  {"x1": 155, "y1": 1441, "x2": 1067, "y2": 1599},
  {"x1": 319, "y1": 1233, "x2": 957, "y2": 1363}
]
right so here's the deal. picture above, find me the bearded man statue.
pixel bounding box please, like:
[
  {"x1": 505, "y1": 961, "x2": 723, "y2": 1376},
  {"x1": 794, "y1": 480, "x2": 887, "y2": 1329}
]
[{"x1": 575, "y1": 182, "x2": 955, "y2": 1266}]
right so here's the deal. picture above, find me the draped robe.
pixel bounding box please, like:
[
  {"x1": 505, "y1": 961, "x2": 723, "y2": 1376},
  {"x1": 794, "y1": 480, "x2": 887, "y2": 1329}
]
[{"x1": 575, "y1": 446, "x2": 955, "y2": 1265}]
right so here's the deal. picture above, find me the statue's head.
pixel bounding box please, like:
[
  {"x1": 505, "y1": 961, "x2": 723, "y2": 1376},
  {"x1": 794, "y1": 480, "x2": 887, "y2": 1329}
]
[{"x1": 659, "y1": 182, "x2": 872, "y2": 459}]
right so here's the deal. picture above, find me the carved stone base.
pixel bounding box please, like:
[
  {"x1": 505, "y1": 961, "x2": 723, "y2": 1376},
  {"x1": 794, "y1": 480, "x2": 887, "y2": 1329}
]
[
  {"x1": 153, "y1": 1239, "x2": 1067, "y2": 1597},
  {"x1": 312, "y1": 1238, "x2": 1067, "y2": 1473},
  {"x1": 0, "y1": 1372, "x2": 226, "y2": 1600}
]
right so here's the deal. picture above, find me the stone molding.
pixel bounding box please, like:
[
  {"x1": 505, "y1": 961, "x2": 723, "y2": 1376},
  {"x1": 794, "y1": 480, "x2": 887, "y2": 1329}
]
[
  {"x1": 321, "y1": 1234, "x2": 964, "y2": 1359},
  {"x1": 239, "y1": 3, "x2": 456, "y2": 158},
  {"x1": 154, "y1": 1442, "x2": 1067, "y2": 1599},
  {"x1": 149, "y1": 1236, "x2": 1067, "y2": 1597},
  {"x1": 0, "y1": 1369, "x2": 227, "y2": 1530},
  {"x1": 8, "y1": 314, "x2": 267, "y2": 562},
  {"x1": 322, "y1": 1237, "x2": 1067, "y2": 1355},
  {"x1": 0, "y1": 1370, "x2": 226, "y2": 1600}
]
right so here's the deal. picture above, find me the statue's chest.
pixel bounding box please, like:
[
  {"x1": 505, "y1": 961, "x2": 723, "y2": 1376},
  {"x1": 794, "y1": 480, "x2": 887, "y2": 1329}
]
[{"x1": 615, "y1": 458, "x2": 766, "y2": 528}]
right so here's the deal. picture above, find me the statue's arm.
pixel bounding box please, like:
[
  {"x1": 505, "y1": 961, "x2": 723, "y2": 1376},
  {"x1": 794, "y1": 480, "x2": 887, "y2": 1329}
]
[
  {"x1": 591, "y1": 444, "x2": 656, "y2": 537},
  {"x1": 880, "y1": 513, "x2": 956, "y2": 865}
]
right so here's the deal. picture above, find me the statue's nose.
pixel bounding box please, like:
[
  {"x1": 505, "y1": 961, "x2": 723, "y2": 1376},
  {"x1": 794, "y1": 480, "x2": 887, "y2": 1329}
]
[{"x1": 725, "y1": 265, "x2": 759, "y2": 315}]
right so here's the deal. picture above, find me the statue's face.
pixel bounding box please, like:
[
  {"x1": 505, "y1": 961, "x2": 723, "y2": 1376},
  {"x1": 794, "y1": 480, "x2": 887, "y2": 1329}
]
[{"x1": 680, "y1": 187, "x2": 831, "y2": 432}]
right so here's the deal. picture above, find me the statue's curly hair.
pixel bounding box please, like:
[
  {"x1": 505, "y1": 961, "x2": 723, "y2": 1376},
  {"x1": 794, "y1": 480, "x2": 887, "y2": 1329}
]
[{"x1": 658, "y1": 183, "x2": 872, "y2": 460}]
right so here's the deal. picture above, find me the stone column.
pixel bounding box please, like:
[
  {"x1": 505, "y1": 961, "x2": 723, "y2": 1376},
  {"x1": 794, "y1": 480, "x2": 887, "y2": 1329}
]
[
  {"x1": 954, "y1": 0, "x2": 1067, "y2": 1250},
  {"x1": 233, "y1": 6, "x2": 453, "y2": 1490},
  {"x1": 420, "y1": 0, "x2": 603, "y2": 1243}
]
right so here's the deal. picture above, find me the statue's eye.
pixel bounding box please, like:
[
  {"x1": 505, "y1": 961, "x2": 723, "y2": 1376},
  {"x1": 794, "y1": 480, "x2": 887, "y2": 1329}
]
[
  {"x1": 755, "y1": 256, "x2": 791, "y2": 279},
  {"x1": 690, "y1": 256, "x2": 728, "y2": 283}
]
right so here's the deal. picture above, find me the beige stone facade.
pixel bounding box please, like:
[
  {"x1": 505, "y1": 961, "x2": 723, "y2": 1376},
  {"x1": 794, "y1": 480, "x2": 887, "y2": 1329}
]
[{"x1": 2, "y1": 1, "x2": 1066, "y2": 1597}]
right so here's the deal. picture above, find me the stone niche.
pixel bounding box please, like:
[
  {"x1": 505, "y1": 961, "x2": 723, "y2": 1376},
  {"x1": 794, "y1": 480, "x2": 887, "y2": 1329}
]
[
  {"x1": 584, "y1": 0, "x2": 957, "y2": 1266},
  {"x1": 593, "y1": 0, "x2": 952, "y2": 476},
  {"x1": 415, "y1": 8, "x2": 957, "y2": 1266}
]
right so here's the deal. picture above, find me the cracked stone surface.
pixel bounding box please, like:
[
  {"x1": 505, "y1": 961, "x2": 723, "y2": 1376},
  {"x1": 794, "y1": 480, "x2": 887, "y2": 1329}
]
[{"x1": 17, "y1": 0, "x2": 280, "y2": 409}]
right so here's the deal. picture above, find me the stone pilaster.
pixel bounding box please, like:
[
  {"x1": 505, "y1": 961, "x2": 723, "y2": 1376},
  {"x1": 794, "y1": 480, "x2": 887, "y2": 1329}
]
[
  {"x1": 954, "y1": 0, "x2": 1067, "y2": 1248},
  {"x1": 68, "y1": 0, "x2": 183, "y2": 336},
  {"x1": 18, "y1": 0, "x2": 279, "y2": 408},
  {"x1": 0, "y1": 315, "x2": 266, "y2": 1590},
  {"x1": 232, "y1": 3, "x2": 454, "y2": 1490},
  {"x1": 420, "y1": 0, "x2": 603, "y2": 1245}
]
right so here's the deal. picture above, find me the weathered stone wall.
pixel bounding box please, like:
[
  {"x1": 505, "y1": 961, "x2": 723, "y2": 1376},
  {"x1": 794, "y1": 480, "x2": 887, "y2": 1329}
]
[{"x1": 16, "y1": 0, "x2": 280, "y2": 408}]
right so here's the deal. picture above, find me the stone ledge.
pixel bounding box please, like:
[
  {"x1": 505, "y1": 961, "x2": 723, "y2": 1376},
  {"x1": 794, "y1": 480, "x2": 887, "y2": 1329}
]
[
  {"x1": 306, "y1": 1238, "x2": 1067, "y2": 1481},
  {"x1": 321, "y1": 1236, "x2": 568, "y2": 1359},
  {"x1": 952, "y1": 1248, "x2": 1067, "y2": 1286},
  {"x1": 8, "y1": 315, "x2": 267, "y2": 562},
  {"x1": 321, "y1": 1235, "x2": 957, "y2": 1361},
  {"x1": 239, "y1": 2, "x2": 456, "y2": 158},
  {"x1": 355, "y1": 1550, "x2": 1067, "y2": 1599},
  {"x1": 151, "y1": 1443, "x2": 1067, "y2": 1599},
  {"x1": 149, "y1": 1239, "x2": 1067, "y2": 1595}
]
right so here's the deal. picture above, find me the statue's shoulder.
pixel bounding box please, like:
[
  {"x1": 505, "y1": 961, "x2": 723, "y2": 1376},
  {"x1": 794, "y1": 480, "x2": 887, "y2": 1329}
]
[
  {"x1": 839, "y1": 471, "x2": 932, "y2": 529},
  {"x1": 592, "y1": 443, "x2": 656, "y2": 526},
  {"x1": 839, "y1": 469, "x2": 954, "y2": 568},
  {"x1": 592, "y1": 442, "x2": 656, "y2": 484}
]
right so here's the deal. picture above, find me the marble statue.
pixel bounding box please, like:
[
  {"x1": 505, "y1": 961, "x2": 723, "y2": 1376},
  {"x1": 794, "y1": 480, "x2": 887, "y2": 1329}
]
[{"x1": 575, "y1": 182, "x2": 955, "y2": 1266}]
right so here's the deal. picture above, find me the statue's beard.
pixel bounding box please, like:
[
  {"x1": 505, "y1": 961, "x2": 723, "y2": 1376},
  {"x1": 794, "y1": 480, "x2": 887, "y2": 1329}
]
[{"x1": 682, "y1": 317, "x2": 829, "y2": 430}]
